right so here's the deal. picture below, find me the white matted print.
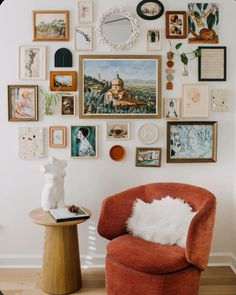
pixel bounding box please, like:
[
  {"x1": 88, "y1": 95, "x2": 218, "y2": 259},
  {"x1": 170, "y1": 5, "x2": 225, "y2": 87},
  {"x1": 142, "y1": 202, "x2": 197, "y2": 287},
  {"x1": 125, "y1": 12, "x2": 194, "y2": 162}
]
[
  {"x1": 211, "y1": 89, "x2": 229, "y2": 112},
  {"x1": 75, "y1": 26, "x2": 92, "y2": 51},
  {"x1": 77, "y1": 0, "x2": 93, "y2": 23},
  {"x1": 106, "y1": 122, "x2": 130, "y2": 140},
  {"x1": 165, "y1": 98, "x2": 180, "y2": 119},
  {"x1": 18, "y1": 127, "x2": 44, "y2": 159},
  {"x1": 147, "y1": 29, "x2": 161, "y2": 50},
  {"x1": 19, "y1": 46, "x2": 46, "y2": 80},
  {"x1": 182, "y1": 84, "x2": 209, "y2": 118}
]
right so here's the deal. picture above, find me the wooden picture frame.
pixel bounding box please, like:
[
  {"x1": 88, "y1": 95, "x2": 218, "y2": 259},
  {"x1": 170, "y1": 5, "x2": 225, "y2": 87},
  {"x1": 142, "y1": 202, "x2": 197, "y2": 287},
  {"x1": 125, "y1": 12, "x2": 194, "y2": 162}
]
[
  {"x1": 198, "y1": 46, "x2": 227, "y2": 81},
  {"x1": 75, "y1": 26, "x2": 93, "y2": 51},
  {"x1": 79, "y1": 55, "x2": 162, "y2": 119},
  {"x1": 61, "y1": 94, "x2": 76, "y2": 115},
  {"x1": 146, "y1": 29, "x2": 161, "y2": 50},
  {"x1": 182, "y1": 84, "x2": 209, "y2": 118},
  {"x1": 106, "y1": 121, "x2": 130, "y2": 140},
  {"x1": 33, "y1": 10, "x2": 69, "y2": 41},
  {"x1": 8, "y1": 85, "x2": 38, "y2": 122},
  {"x1": 50, "y1": 71, "x2": 77, "y2": 91},
  {"x1": 167, "y1": 121, "x2": 218, "y2": 163},
  {"x1": 165, "y1": 11, "x2": 187, "y2": 39},
  {"x1": 49, "y1": 126, "x2": 67, "y2": 148},
  {"x1": 77, "y1": 0, "x2": 93, "y2": 23},
  {"x1": 136, "y1": 0, "x2": 164, "y2": 20},
  {"x1": 136, "y1": 147, "x2": 162, "y2": 167}
]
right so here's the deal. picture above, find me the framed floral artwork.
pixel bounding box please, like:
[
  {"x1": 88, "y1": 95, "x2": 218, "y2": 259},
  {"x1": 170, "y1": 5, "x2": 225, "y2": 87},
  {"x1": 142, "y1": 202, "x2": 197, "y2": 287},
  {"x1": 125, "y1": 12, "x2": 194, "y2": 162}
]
[
  {"x1": 49, "y1": 126, "x2": 67, "y2": 148},
  {"x1": 75, "y1": 26, "x2": 92, "y2": 51},
  {"x1": 77, "y1": 0, "x2": 93, "y2": 23},
  {"x1": 165, "y1": 11, "x2": 187, "y2": 39},
  {"x1": 33, "y1": 10, "x2": 69, "y2": 41},
  {"x1": 136, "y1": 147, "x2": 162, "y2": 167},
  {"x1": 167, "y1": 121, "x2": 218, "y2": 163},
  {"x1": 8, "y1": 85, "x2": 38, "y2": 121},
  {"x1": 50, "y1": 71, "x2": 77, "y2": 91},
  {"x1": 106, "y1": 122, "x2": 130, "y2": 140}
]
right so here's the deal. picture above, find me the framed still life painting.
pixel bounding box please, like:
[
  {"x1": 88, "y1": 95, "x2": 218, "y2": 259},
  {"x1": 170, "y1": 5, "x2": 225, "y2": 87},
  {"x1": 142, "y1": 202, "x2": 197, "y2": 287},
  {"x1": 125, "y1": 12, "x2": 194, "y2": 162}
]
[
  {"x1": 165, "y1": 11, "x2": 187, "y2": 39},
  {"x1": 106, "y1": 121, "x2": 130, "y2": 140},
  {"x1": 8, "y1": 85, "x2": 38, "y2": 121},
  {"x1": 167, "y1": 121, "x2": 217, "y2": 163},
  {"x1": 79, "y1": 55, "x2": 162, "y2": 118}
]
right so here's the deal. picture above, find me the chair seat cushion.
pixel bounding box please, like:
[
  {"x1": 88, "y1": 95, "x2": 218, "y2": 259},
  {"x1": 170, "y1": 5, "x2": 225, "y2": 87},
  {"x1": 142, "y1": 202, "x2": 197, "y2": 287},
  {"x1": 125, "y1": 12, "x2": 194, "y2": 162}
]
[{"x1": 107, "y1": 234, "x2": 190, "y2": 274}]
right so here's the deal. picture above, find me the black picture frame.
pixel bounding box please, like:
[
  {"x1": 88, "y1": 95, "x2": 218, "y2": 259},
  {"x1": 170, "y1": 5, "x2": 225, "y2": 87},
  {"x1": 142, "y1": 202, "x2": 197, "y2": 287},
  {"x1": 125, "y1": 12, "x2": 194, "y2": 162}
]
[
  {"x1": 136, "y1": 0, "x2": 164, "y2": 20},
  {"x1": 198, "y1": 46, "x2": 227, "y2": 81}
]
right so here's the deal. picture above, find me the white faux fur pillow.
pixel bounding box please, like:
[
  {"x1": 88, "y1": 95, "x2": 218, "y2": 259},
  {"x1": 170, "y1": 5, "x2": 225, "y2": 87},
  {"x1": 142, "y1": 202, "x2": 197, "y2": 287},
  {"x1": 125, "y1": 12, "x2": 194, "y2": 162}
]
[{"x1": 126, "y1": 196, "x2": 196, "y2": 247}]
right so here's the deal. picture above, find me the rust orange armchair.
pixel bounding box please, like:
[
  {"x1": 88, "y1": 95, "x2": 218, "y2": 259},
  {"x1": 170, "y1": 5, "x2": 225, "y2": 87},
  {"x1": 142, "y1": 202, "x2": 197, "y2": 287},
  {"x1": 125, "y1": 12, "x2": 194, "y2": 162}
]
[{"x1": 97, "y1": 182, "x2": 216, "y2": 295}]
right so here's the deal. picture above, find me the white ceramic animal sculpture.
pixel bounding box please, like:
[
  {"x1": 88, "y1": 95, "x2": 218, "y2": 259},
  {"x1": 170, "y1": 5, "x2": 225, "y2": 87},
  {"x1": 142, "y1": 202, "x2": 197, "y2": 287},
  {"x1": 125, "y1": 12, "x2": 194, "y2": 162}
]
[{"x1": 40, "y1": 157, "x2": 67, "y2": 212}]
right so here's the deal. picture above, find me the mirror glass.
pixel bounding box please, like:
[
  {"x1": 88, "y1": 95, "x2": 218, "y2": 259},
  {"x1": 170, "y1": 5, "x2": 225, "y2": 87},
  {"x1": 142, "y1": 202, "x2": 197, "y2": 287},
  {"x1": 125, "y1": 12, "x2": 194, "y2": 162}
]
[{"x1": 102, "y1": 14, "x2": 133, "y2": 45}]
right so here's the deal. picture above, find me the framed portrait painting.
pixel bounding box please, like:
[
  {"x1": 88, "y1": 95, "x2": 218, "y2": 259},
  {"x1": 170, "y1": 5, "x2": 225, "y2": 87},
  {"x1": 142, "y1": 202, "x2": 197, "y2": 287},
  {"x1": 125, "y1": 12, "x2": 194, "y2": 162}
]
[
  {"x1": 8, "y1": 85, "x2": 38, "y2": 121},
  {"x1": 19, "y1": 46, "x2": 46, "y2": 80},
  {"x1": 61, "y1": 94, "x2": 76, "y2": 115},
  {"x1": 182, "y1": 84, "x2": 209, "y2": 118},
  {"x1": 75, "y1": 26, "x2": 92, "y2": 51},
  {"x1": 71, "y1": 125, "x2": 97, "y2": 159},
  {"x1": 79, "y1": 55, "x2": 162, "y2": 118},
  {"x1": 165, "y1": 11, "x2": 187, "y2": 39},
  {"x1": 164, "y1": 98, "x2": 180, "y2": 119},
  {"x1": 136, "y1": 147, "x2": 162, "y2": 167},
  {"x1": 49, "y1": 126, "x2": 66, "y2": 148},
  {"x1": 33, "y1": 10, "x2": 69, "y2": 41},
  {"x1": 50, "y1": 71, "x2": 77, "y2": 91},
  {"x1": 77, "y1": 0, "x2": 93, "y2": 23},
  {"x1": 167, "y1": 121, "x2": 218, "y2": 163},
  {"x1": 147, "y1": 29, "x2": 161, "y2": 50}
]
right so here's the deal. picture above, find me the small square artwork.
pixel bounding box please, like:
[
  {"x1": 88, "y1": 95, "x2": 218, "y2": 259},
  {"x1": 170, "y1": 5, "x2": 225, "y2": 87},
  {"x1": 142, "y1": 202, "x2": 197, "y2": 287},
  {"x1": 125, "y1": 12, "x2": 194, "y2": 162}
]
[
  {"x1": 106, "y1": 122, "x2": 130, "y2": 140},
  {"x1": 77, "y1": 0, "x2": 93, "y2": 23},
  {"x1": 18, "y1": 127, "x2": 44, "y2": 159},
  {"x1": 136, "y1": 147, "x2": 161, "y2": 167},
  {"x1": 147, "y1": 29, "x2": 161, "y2": 50},
  {"x1": 211, "y1": 89, "x2": 229, "y2": 112},
  {"x1": 75, "y1": 26, "x2": 92, "y2": 51},
  {"x1": 61, "y1": 95, "x2": 75, "y2": 115},
  {"x1": 165, "y1": 98, "x2": 180, "y2": 119}
]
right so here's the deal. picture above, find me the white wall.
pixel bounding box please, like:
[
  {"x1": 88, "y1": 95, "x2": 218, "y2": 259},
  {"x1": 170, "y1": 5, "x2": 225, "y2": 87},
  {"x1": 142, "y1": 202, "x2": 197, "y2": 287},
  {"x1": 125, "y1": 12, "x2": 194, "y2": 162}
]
[{"x1": 0, "y1": 0, "x2": 235, "y2": 267}]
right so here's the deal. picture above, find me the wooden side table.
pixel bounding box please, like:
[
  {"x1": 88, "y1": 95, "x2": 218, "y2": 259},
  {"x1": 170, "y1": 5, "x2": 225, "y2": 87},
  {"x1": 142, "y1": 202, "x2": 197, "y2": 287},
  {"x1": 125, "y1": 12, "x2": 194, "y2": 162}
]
[{"x1": 29, "y1": 208, "x2": 91, "y2": 295}]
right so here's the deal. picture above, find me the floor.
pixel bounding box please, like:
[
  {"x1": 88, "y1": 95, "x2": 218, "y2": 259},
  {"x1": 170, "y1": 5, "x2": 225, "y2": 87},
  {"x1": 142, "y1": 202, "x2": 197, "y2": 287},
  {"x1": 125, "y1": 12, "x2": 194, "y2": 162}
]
[{"x1": 0, "y1": 267, "x2": 236, "y2": 295}]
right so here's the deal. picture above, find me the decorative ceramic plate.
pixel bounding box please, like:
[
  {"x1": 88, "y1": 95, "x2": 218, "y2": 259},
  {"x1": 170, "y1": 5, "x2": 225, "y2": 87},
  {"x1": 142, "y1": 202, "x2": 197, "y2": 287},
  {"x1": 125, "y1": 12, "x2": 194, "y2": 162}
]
[
  {"x1": 138, "y1": 123, "x2": 159, "y2": 145},
  {"x1": 109, "y1": 145, "x2": 126, "y2": 161}
]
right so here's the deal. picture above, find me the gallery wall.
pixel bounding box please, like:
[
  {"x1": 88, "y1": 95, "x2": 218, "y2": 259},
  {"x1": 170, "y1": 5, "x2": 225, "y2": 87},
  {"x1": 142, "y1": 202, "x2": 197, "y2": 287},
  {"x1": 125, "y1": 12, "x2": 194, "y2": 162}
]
[{"x1": 0, "y1": 0, "x2": 235, "y2": 268}]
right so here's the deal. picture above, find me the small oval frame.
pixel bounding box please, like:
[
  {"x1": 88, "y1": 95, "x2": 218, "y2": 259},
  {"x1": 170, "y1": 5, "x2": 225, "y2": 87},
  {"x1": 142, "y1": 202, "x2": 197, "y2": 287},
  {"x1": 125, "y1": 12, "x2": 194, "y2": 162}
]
[
  {"x1": 136, "y1": 0, "x2": 164, "y2": 20},
  {"x1": 96, "y1": 7, "x2": 139, "y2": 51}
]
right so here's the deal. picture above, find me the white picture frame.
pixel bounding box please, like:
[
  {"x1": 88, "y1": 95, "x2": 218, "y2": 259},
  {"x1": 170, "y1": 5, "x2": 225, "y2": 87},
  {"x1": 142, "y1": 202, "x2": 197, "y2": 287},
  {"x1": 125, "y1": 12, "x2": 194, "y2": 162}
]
[
  {"x1": 19, "y1": 46, "x2": 46, "y2": 80},
  {"x1": 147, "y1": 29, "x2": 161, "y2": 51},
  {"x1": 75, "y1": 26, "x2": 93, "y2": 51},
  {"x1": 106, "y1": 121, "x2": 130, "y2": 140},
  {"x1": 164, "y1": 98, "x2": 180, "y2": 119},
  {"x1": 182, "y1": 84, "x2": 209, "y2": 118},
  {"x1": 77, "y1": 0, "x2": 93, "y2": 23}
]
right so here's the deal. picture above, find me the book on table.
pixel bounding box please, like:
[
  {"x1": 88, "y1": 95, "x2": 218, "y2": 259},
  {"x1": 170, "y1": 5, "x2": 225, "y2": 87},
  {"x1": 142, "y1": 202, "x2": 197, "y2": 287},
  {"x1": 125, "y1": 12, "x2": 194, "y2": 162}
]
[{"x1": 49, "y1": 207, "x2": 90, "y2": 222}]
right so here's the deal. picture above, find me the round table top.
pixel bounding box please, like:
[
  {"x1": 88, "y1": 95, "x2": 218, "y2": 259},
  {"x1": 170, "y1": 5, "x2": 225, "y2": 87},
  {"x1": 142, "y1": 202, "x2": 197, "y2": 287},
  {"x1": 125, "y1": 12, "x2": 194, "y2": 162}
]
[{"x1": 29, "y1": 207, "x2": 91, "y2": 227}]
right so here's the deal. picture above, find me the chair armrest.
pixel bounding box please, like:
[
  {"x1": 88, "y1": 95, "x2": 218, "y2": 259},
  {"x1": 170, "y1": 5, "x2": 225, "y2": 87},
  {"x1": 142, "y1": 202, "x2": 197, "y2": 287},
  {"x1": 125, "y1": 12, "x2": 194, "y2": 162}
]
[
  {"x1": 185, "y1": 195, "x2": 216, "y2": 270},
  {"x1": 97, "y1": 185, "x2": 145, "y2": 240}
]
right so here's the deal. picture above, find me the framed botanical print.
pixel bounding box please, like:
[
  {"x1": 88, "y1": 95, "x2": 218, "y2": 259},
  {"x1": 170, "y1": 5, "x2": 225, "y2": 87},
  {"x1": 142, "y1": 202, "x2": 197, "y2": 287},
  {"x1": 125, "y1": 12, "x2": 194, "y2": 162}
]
[
  {"x1": 182, "y1": 84, "x2": 209, "y2": 118},
  {"x1": 77, "y1": 0, "x2": 93, "y2": 23},
  {"x1": 50, "y1": 71, "x2": 77, "y2": 91},
  {"x1": 8, "y1": 85, "x2": 38, "y2": 121},
  {"x1": 49, "y1": 126, "x2": 66, "y2": 148},
  {"x1": 167, "y1": 121, "x2": 218, "y2": 163},
  {"x1": 106, "y1": 122, "x2": 130, "y2": 140},
  {"x1": 147, "y1": 29, "x2": 161, "y2": 50},
  {"x1": 71, "y1": 125, "x2": 97, "y2": 159},
  {"x1": 136, "y1": 147, "x2": 162, "y2": 167},
  {"x1": 165, "y1": 11, "x2": 187, "y2": 39},
  {"x1": 61, "y1": 94, "x2": 76, "y2": 115},
  {"x1": 75, "y1": 26, "x2": 92, "y2": 51},
  {"x1": 188, "y1": 3, "x2": 219, "y2": 43},
  {"x1": 79, "y1": 55, "x2": 162, "y2": 118},
  {"x1": 33, "y1": 10, "x2": 69, "y2": 41},
  {"x1": 19, "y1": 46, "x2": 46, "y2": 80},
  {"x1": 164, "y1": 98, "x2": 180, "y2": 119},
  {"x1": 198, "y1": 46, "x2": 226, "y2": 81}
]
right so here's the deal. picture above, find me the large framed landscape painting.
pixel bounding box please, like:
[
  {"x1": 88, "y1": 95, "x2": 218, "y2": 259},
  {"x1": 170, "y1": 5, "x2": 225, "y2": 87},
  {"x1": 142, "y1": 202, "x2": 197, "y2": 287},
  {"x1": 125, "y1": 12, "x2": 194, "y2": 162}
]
[
  {"x1": 167, "y1": 121, "x2": 218, "y2": 163},
  {"x1": 79, "y1": 55, "x2": 161, "y2": 118}
]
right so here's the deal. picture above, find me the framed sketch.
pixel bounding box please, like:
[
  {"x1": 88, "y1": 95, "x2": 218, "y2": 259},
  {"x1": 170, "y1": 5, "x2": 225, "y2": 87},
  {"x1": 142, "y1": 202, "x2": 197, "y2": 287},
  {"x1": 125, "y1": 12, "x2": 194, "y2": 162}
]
[
  {"x1": 18, "y1": 127, "x2": 44, "y2": 159},
  {"x1": 164, "y1": 98, "x2": 180, "y2": 119},
  {"x1": 19, "y1": 46, "x2": 46, "y2": 80},
  {"x1": 49, "y1": 126, "x2": 66, "y2": 148},
  {"x1": 136, "y1": 0, "x2": 164, "y2": 20},
  {"x1": 138, "y1": 123, "x2": 159, "y2": 145},
  {"x1": 136, "y1": 147, "x2": 161, "y2": 167},
  {"x1": 182, "y1": 84, "x2": 209, "y2": 118},
  {"x1": 75, "y1": 26, "x2": 92, "y2": 51},
  {"x1": 33, "y1": 10, "x2": 69, "y2": 41},
  {"x1": 198, "y1": 46, "x2": 226, "y2": 81},
  {"x1": 79, "y1": 55, "x2": 162, "y2": 119},
  {"x1": 106, "y1": 122, "x2": 130, "y2": 140},
  {"x1": 211, "y1": 89, "x2": 229, "y2": 112},
  {"x1": 71, "y1": 125, "x2": 97, "y2": 159},
  {"x1": 50, "y1": 71, "x2": 77, "y2": 91},
  {"x1": 167, "y1": 121, "x2": 218, "y2": 163},
  {"x1": 8, "y1": 85, "x2": 38, "y2": 122},
  {"x1": 147, "y1": 29, "x2": 161, "y2": 50},
  {"x1": 188, "y1": 3, "x2": 219, "y2": 43},
  {"x1": 165, "y1": 11, "x2": 187, "y2": 39},
  {"x1": 77, "y1": 0, "x2": 93, "y2": 23},
  {"x1": 61, "y1": 94, "x2": 76, "y2": 115}
]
